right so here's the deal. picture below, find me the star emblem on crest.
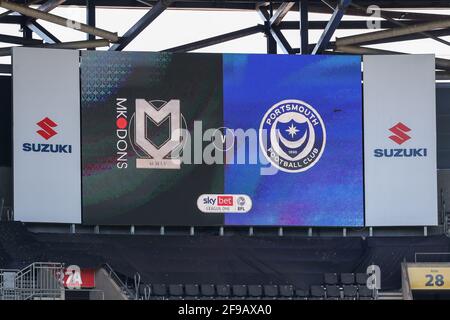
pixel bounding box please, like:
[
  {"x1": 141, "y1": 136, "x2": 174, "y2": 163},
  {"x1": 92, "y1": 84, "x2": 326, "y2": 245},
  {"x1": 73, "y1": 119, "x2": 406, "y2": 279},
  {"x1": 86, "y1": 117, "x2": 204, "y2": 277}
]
[{"x1": 286, "y1": 123, "x2": 299, "y2": 138}]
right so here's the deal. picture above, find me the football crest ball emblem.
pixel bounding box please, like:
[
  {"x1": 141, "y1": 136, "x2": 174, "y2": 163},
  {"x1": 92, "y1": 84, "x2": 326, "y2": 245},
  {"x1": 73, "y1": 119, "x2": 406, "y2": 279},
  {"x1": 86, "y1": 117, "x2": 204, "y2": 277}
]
[{"x1": 259, "y1": 99, "x2": 326, "y2": 173}]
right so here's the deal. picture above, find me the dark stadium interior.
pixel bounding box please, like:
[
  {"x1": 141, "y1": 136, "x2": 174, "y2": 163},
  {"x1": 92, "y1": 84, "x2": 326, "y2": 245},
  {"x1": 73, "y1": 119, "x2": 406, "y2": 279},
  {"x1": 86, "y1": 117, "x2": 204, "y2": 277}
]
[{"x1": 1, "y1": 222, "x2": 450, "y2": 294}]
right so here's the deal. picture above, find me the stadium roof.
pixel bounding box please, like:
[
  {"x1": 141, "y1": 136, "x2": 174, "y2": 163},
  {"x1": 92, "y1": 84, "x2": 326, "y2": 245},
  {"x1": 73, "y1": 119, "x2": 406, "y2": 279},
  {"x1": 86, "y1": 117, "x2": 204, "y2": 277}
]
[
  {"x1": 0, "y1": 0, "x2": 449, "y2": 79},
  {"x1": 12, "y1": 1, "x2": 450, "y2": 10}
]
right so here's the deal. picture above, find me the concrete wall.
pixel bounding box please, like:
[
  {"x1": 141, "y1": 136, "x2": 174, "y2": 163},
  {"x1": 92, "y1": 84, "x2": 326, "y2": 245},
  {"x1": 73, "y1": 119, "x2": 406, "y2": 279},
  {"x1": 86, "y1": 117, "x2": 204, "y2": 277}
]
[{"x1": 92, "y1": 268, "x2": 128, "y2": 300}]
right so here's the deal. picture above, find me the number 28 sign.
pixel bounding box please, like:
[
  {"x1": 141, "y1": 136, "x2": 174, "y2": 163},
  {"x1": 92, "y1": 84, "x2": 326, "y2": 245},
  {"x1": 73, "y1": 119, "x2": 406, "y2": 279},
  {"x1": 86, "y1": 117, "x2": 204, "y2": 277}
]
[{"x1": 407, "y1": 266, "x2": 450, "y2": 290}]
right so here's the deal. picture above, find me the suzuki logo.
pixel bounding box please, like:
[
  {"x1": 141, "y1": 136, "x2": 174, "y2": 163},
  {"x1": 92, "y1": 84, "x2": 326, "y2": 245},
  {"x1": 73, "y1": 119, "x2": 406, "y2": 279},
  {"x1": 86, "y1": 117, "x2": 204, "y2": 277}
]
[
  {"x1": 37, "y1": 117, "x2": 57, "y2": 140},
  {"x1": 388, "y1": 122, "x2": 411, "y2": 145}
]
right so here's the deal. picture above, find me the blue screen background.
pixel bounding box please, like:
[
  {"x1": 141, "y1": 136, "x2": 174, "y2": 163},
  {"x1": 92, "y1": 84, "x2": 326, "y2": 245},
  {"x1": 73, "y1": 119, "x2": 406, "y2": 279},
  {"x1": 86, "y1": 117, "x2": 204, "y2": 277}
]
[{"x1": 223, "y1": 54, "x2": 364, "y2": 226}]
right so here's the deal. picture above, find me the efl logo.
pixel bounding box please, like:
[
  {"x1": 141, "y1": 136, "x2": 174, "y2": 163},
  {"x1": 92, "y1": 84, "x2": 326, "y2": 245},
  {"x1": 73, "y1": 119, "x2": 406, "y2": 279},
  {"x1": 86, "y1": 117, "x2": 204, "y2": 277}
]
[
  {"x1": 388, "y1": 122, "x2": 411, "y2": 145},
  {"x1": 37, "y1": 117, "x2": 57, "y2": 140},
  {"x1": 197, "y1": 194, "x2": 252, "y2": 213},
  {"x1": 217, "y1": 196, "x2": 233, "y2": 206}
]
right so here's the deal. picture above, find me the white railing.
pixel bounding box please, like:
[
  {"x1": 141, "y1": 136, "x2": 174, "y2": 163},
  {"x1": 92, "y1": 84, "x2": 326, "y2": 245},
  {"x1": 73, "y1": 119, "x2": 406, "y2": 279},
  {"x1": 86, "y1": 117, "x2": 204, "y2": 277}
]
[
  {"x1": 0, "y1": 262, "x2": 64, "y2": 300},
  {"x1": 103, "y1": 263, "x2": 134, "y2": 299}
]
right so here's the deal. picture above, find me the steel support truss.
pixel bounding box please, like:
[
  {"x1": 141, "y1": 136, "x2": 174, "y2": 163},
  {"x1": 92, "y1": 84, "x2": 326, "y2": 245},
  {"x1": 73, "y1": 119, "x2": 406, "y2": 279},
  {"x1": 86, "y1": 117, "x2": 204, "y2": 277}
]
[{"x1": 0, "y1": 0, "x2": 448, "y2": 77}]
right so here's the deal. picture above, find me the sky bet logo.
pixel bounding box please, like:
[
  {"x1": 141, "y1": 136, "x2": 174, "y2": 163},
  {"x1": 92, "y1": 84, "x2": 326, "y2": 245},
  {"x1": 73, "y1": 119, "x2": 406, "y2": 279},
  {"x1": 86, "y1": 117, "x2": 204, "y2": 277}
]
[
  {"x1": 374, "y1": 122, "x2": 427, "y2": 158},
  {"x1": 197, "y1": 194, "x2": 252, "y2": 214},
  {"x1": 22, "y1": 117, "x2": 72, "y2": 154},
  {"x1": 203, "y1": 196, "x2": 234, "y2": 206}
]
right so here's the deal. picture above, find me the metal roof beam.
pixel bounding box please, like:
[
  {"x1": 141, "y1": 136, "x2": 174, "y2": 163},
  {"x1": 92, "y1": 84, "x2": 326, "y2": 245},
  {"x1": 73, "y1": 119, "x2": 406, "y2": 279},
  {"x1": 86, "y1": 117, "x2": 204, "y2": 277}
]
[
  {"x1": 0, "y1": 15, "x2": 26, "y2": 24},
  {"x1": 312, "y1": 0, "x2": 351, "y2": 54},
  {"x1": 279, "y1": 20, "x2": 432, "y2": 30},
  {"x1": 309, "y1": 4, "x2": 450, "y2": 21},
  {"x1": 27, "y1": 20, "x2": 61, "y2": 44},
  {"x1": 0, "y1": 63, "x2": 11, "y2": 74},
  {"x1": 15, "y1": 1, "x2": 450, "y2": 10},
  {"x1": 109, "y1": 0, "x2": 173, "y2": 51},
  {"x1": 86, "y1": 0, "x2": 96, "y2": 44},
  {"x1": 164, "y1": 25, "x2": 264, "y2": 53},
  {"x1": 0, "y1": 33, "x2": 42, "y2": 45},
  {"x1": 335, "y1": 45, "x2": 450, "y2": 70},
  {"x1": 349, "y1": 2, "x2": 450, "y2": 47},
  {"x1": 5, "y1": 0, "x2": 65, "y2": 44},
  {"x1": 37, "y1": 0, "x2": 67, "y2": 12},
  {"x1": 299, "y1": 0, "x2": 309, "y2": 54},
  {"x1": 258, "y1": 6, "x2": 294, "y2": 54},
  {"x1": 359, "y1": 28, "x2": 450, "y2": 45},
  {"x1": 336, "y1": 18, "x2": 450, "y2": 46},
  {"x1": 29, "y1": 1, "x2": 66, "y2": 43},
  {"x1": 269, "y1": 2, "x2": 295, "y2": 26},
  {"x1": 0, "y1": 38, "x2": 110, "y2": 56},
  {"x1": 0, "y1": 0, "x2": 119, "y2": 42},
  {"x1": 270, "y1": 26, "x2": 294, "y2": 54},
  {"x1": 436, "y1": 71, "x2": 450, "y2": 81}
]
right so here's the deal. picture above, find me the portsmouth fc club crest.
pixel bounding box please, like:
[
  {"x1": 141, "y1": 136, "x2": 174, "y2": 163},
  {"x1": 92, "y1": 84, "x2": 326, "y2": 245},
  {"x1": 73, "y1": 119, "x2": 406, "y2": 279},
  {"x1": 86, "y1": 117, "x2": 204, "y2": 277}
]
[{"x1": 259, "y1": 99, "x2": 326, "y2": 173}]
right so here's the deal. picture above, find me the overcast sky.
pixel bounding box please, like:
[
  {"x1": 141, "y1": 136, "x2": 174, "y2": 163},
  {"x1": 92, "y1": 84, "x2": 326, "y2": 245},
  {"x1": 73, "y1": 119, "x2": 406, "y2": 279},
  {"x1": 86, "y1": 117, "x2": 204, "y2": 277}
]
[{"x1": 0, "y1": 6, "x2": 449, "y2": 64}]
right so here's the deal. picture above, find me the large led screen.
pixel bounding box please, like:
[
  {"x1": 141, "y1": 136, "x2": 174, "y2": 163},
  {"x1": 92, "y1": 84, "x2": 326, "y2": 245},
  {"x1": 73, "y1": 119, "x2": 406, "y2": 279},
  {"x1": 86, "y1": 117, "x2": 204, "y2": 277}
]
[
  {"x1": 223, "y1": 54, "x2": 363, "y2": 226},
  {"x1": 81, "y1": 51, "x2": 363, "y2": 226},
  {"x1": 81, "y1": 51, "x2": 224, "y2": 225}
]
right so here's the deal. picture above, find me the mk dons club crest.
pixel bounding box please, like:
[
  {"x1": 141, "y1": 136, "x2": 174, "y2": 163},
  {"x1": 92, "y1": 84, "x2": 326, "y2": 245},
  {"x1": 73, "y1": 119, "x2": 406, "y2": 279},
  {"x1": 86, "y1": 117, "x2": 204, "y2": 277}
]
[
  {"x1": 131, "y1": 99, "x2": 183, "y2": 169},
  {"x1": 259, "y1": 99, "x2": 326, "y2": 173}
]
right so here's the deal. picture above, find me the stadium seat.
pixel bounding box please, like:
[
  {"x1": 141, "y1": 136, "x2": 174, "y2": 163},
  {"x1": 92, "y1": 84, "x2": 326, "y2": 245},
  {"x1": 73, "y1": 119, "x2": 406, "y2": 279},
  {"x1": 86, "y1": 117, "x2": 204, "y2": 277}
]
[
  {"x1": 263, "y1": 285, "x2": 279, "y2": 299},
  {"x1": 200, "y1": 284, "x2": 216, "y2": 299},
  {"x1": 216, "y1": 284, "x2": 231, "y2": 299},
  {"x1": 294, "y1": 287, "x2": 309, "y2": 300},
  {"x1": 124, "y1": 277, "x2": 135, "y2": 292},
  {"x1": 279, "y1": 285, "x2": 294, "y2": 299},
  {"x1": 232, "y1": 285, "x2": 248, "y2": 299},
  {"x1": 247, "y1": 285, "x2": 263, "y2": 299},
  {"x1": 151, "y1": 284, "x2": 167, "y2": 300},
  {"x1": 325, "y1": 285, "x2": 341, "y2": 300},
  {"x1": 340, "y1": 273, "x2": 355, "y2": 285},
  {"x1": 138, "y1": 284, "x2": 147, "y2": 300},
  {"x1": 168, "y1": 284, "x2": 184, "y2": 300},
  {"x1": 356, "y1": 273, "x2": 369, "y2": 285},
  {"x1": 144, "y1": 285, "x2": 151, "y2": 300},
  {"x1": 185, "y1": 284, "x2": 200, "y2": 299},
  {"x1": 310, "y1": 285, "x2": 326, "y2": 300},
  {"x1": 324, "y1": 273, "x2": 339, "y2": 285},
  {"x1": 342, "y1": 285, "x2": 358, "y2": 300},
  {"x1": 357, "y1": 285, "x2": 375, "y2": 300}
]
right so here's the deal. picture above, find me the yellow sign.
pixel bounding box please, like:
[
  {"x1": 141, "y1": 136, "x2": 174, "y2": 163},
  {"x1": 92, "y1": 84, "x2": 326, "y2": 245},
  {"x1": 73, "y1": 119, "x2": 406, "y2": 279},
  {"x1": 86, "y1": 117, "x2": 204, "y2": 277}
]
[{"x1": 408, "y1": 266, "x2": 450, "y2": 290}]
